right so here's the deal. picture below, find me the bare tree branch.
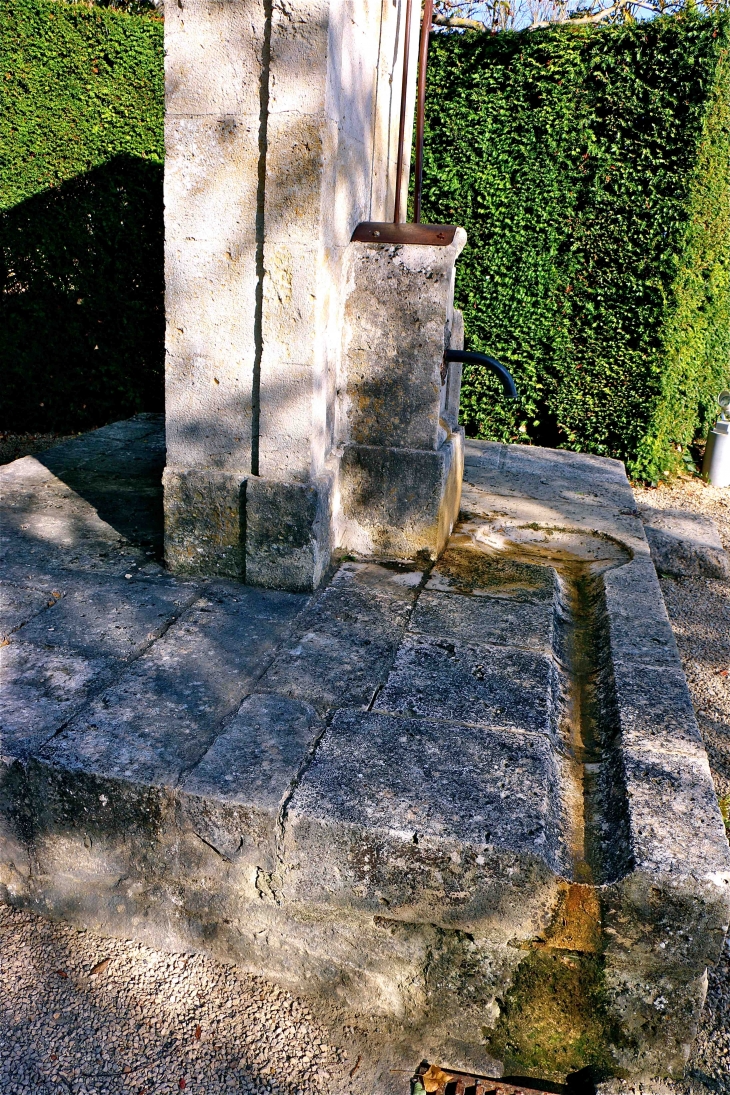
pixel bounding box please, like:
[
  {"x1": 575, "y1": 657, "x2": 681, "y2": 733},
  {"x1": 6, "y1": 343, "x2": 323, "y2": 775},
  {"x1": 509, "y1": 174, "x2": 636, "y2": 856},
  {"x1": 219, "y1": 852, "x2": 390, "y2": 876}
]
[
  {"x1": 434, "y1": 0, "x2": 729, "y2": 32},
  {"x1": 530, "y1": 0, "x2": 628, "y2": 25},
  {"x1": 433, "y1": 13, "x2": 489, "y2": 27}
]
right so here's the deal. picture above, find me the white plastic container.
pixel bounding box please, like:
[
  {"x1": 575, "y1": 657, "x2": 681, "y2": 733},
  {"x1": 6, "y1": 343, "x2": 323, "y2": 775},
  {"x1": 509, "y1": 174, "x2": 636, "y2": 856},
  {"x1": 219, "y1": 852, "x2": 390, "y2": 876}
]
[{"x1": 702, "y1": 390, "x2": 730, "y2": 488}]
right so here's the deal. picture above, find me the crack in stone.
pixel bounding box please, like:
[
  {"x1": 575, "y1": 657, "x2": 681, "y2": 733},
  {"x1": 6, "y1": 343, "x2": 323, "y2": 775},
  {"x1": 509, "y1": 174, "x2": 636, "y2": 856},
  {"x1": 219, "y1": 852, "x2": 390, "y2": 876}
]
[
  {"x1": 251, "y1": 0, "x2": 273, "y2": 478},
  {"x1": 192, "y1": 831, "x2": 231, "y2": 863}
]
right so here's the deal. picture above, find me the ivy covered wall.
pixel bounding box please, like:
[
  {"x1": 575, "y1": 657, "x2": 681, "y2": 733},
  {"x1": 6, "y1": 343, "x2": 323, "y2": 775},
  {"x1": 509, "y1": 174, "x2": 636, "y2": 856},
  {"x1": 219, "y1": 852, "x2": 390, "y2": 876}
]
[{"x1": 0, "y1": 0, "x2": 164, "y2": 433}]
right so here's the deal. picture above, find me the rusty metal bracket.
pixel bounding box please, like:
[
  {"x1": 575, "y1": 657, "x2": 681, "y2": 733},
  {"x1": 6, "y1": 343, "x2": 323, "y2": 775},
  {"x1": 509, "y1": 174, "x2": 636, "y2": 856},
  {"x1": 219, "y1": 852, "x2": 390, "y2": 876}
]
[
  {"x1": 406, "y1": 1061, "x2": 561, "y2": 1095},
  {"x1": 351, "y1": 222, "x2": 458, "y2": 246}
]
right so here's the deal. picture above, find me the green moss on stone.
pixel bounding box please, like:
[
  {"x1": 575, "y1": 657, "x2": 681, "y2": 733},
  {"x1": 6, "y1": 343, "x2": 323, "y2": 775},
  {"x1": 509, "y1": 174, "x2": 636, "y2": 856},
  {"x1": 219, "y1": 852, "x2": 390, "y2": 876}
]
[{"x1": 483, "y1": 949, "x2": 624, "y2": 1081}]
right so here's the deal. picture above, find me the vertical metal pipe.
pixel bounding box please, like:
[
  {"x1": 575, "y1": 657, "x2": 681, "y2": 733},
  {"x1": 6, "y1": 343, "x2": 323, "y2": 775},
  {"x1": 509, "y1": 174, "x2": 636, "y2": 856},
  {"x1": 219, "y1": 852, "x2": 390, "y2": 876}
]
[
  {"x1": 393, "y1": 0, "x2": 414, "y2": 224},
  {"x1": 413, "y1": 0, "x2": 433, "y2": 224}
]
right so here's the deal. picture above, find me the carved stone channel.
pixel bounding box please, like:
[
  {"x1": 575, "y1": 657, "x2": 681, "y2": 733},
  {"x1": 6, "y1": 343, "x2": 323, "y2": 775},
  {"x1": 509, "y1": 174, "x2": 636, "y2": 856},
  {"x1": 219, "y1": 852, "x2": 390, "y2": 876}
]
[{"x1": 474, "y1": 522, "x2": 632, "y2": 890}]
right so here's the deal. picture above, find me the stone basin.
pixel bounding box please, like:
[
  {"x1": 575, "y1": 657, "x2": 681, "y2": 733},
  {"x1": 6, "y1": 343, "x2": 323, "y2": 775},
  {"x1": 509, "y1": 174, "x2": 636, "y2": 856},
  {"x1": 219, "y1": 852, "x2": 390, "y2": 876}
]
[{"x1": 1, "y1": 420, "x2": 729, "y2": 1087}]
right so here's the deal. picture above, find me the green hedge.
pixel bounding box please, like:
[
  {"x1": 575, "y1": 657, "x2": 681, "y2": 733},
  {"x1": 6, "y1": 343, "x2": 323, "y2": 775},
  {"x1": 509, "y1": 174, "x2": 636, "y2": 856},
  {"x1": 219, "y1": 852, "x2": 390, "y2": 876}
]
[
  {"x1": 421, "y1": 15, "x2": 730, "y2": 481},
  {"x1": 0, "y1": 0, "x2": 164, "y2": 433}
]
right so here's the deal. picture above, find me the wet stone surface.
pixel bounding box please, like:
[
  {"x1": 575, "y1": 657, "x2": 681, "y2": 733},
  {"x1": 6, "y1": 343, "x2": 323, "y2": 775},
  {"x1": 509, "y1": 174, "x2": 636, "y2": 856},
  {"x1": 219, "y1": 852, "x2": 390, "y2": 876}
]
[{"x1": 1, "y1": 421, "x2": 729, "y2": 1086}]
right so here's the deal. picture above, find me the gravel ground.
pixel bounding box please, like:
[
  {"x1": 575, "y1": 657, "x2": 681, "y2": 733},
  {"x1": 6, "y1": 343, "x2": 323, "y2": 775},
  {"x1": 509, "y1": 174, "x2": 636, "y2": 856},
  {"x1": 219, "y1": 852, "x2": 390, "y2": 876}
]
[
  {"x1": 0, "y1": 904, "x2": 368, "y2": 1095},
  {"x1": 633, "y1": 475, "x2": 730, "y2": 1095}
]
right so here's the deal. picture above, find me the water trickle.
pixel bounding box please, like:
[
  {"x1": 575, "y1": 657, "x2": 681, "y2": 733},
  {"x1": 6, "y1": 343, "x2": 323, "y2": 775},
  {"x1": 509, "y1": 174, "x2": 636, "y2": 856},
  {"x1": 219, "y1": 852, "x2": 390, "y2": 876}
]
[{"x1": 464, "y1": 520, "x2": 631, "y2": 885}]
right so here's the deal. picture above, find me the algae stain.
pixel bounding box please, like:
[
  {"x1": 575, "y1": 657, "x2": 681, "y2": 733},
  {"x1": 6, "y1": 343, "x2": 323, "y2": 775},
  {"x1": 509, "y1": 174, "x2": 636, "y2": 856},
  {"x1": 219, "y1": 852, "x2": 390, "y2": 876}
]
[
  {"x1": 483, "y1": 884, "x2": 622, "y2": 1081},
  {"x1": 483, "y1": 948, "x2": 620, "y2": 1081}
]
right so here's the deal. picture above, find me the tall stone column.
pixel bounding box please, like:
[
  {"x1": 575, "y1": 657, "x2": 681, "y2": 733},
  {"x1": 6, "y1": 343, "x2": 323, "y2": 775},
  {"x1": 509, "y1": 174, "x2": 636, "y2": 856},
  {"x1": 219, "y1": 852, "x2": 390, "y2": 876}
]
[{"x1": 163, "y1": 0, "x2": 418, "y2": 590}]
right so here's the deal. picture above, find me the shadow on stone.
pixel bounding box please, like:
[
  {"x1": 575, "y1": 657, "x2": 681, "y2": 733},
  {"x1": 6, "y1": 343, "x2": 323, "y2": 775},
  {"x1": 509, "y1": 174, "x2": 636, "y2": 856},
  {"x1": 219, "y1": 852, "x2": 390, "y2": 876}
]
[{"x1": 36, "y1": 416, "x2": 166, "y2": 559}]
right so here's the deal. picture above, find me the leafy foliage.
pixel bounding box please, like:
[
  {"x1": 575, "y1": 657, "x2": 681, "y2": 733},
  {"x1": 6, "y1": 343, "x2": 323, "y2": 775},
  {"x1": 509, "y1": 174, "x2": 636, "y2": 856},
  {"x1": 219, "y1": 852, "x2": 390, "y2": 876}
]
[
  {"x1": 421, "y1": 15, "x2": 730, "y2": 480},
  {"x1": 0, "y1": 0, "x2": 164, "y2": 432}
]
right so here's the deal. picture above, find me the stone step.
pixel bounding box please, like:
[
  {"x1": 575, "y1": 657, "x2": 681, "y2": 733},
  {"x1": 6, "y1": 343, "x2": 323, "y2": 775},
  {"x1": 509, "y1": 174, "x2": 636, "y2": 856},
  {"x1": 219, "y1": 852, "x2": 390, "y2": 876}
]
[{"x1": 2, "y1": 420, "x2": 729, "y2": 1085}]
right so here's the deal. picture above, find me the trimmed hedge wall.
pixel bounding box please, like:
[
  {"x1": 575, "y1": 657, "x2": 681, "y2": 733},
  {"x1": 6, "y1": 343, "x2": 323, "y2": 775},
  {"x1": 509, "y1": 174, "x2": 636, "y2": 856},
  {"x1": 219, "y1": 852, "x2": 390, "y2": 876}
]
[
  {"x1": 421, "y1": 15, "x2": 730, "y2": 481},
  {"x1": 0, "y1": 0, "x2": 164, "y2": 433}
]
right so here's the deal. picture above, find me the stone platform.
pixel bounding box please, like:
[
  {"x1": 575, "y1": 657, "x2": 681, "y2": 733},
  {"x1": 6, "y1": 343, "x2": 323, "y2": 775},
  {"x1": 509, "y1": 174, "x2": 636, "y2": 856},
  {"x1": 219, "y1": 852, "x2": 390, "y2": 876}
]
[{"x1": 2, "y1": 417, "x2": 729, "y2": 1086}]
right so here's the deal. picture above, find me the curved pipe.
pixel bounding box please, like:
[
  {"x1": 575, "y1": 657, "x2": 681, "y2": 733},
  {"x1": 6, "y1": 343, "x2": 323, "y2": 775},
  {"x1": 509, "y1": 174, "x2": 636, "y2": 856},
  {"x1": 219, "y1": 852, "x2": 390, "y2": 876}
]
[{"x1": 444, "y1": 348, "x2": 518, "y2": 400}]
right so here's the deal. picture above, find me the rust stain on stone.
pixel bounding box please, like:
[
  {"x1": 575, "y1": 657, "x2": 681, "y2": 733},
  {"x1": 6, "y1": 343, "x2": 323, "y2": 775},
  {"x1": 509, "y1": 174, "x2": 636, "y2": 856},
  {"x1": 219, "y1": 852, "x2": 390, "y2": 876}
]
[{"x1": 542, "y1": 882, "x2": 603, "y2": 954}]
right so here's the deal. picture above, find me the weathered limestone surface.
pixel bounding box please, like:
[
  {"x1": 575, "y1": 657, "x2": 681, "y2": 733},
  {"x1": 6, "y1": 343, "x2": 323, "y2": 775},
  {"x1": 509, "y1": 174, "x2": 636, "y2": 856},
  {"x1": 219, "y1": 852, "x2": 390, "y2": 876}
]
[
  {"x1": 2, "y1": 421, "x2": 729, "y2": 1086},
  {"x1": 638, "y1": 505, "x2": 729, "y2": 579},
  {"x1": 338, "y1": 430, "x2": 463, "y2": 561},
  {"x1": 244, "y1": 472, "x2": 336, "y2": 592},
  {"x1": 337, "y1": 236, "x2": 467, "y2": 561}
]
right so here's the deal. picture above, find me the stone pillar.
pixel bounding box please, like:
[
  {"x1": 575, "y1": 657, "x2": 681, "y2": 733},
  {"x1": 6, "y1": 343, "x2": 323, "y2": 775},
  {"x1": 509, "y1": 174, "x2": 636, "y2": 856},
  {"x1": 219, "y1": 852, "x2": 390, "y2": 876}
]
[
  {"x1": 337, "y1": 232, "x2": 467, "y2": 561},
  {"x1": 163, "y1": 0, "x2": 418, "y2": 590}
]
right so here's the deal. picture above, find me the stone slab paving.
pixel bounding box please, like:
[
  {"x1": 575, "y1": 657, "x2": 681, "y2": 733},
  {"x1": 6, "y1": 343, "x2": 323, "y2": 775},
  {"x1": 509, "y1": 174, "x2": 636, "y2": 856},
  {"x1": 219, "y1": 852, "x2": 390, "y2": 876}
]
[{"x1": 2, "y1": 419, "x2": 730, "y2": 1088}]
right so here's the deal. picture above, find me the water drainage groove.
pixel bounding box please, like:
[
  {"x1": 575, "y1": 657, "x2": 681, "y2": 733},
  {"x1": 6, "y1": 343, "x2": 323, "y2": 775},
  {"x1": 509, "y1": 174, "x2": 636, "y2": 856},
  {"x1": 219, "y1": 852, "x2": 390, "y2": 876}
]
[{"x1": 474, "y1": 524, "x2": 632, "y2": 888}]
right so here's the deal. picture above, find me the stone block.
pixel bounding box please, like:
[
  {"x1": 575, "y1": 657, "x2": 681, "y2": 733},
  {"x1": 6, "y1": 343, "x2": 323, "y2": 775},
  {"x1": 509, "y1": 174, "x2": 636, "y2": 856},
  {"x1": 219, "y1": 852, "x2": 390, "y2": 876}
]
[
  {"x1": 0, "y1": 757, "x2": 32, "y2": 905},
  {"x1": 325, "y1": 0, "x2": 382, "y2": 140},
  {"x1": 245, "y1": 473, "x2": 334, "y2": 592},
  {"x1": 268, "y1": 0, "x2": 329, "y2": 118},
  {"x1": 260, "y1": 561, "x2": 420, "y2": 713},
  {"x1": 0, "y1": 420, "x2": 166, "y2": 581},
  {"x1": 163, "y1": 468, "x2": 247, "y2": 579},
  {"x1": 602, "y1": 551, "x2": 665, "y2": 607},
  {"x1": 263, "y1": 117, "x2": 326, "y2": 245},
  {"x1": 639, "y1": 505, "x2": 729, "y2": 578},
  {"x1": 0, "y1": 583, "x2": 56, "y2": 641},
  {"x1": 1, "y1": 642, "x2": 114, "y2": 760},
  {"x1": 38, "y1": 586, "x2": 306, "y2": 787},
  {"x1": 164, "y1": 248, "x2": 256, "y2": 473},
  {"x1": 85, "y1": 416, "x2": 163, "y2": 445},
  {"x1": 615, "y1": 748, "x2": 729, "y2": 910},
  {"x1": 600, "y1": 746, "x2": 730, "y2": 1076},
  {"x1": 442, "y1": 307, "x2": 464, "y2": 430},
  {"x1": 257, "y1": 359, "x2": 321, "y2": 482},
  {"x1": 606, "y1": 662, "x2": 707, "y2": 758},
  {"x1": 338, "y1": 431, "x2": 463, "y2": 561},
  {"x1": 375, "y1": 634, "x2": 561, "y2": 740},
  {"x1": 164, "y1": 350, "x2": 254, "y2": 476},
  {"x1": 182, "y1": 692, "x2": 322, "y2": 811},
  {"x1": 604, "y1": 602, "x2": 680, "y2": 669},
  {"x1": 0, "y1": 458, "x2": 150, "y2": 577},
  {"x1": 13, "y1": 757, "x2": 181, "y2": 945},
  {"x1": 164, "y1": 115, "x2": 259, "y2": 246},
  {"x1": 15, "y1": 575, "x2": 194, "y2": 661},
  {"x1": 261, "y1": 243, "x2": 319, "y2": 361},
  {"x1": 178, "y1": 692, "x2": 323, "y2": 873},
  {"x1": 409, "y1": 589, "x2": 555, "y2": 655},
  {"x1": 285, "y1": 710, "x2": 571, "y2": 924},
  {"x1": 326, "y1": 129, "x2": 374, "y2": 246},
  {"x1": 464, "y1": 439, "x2": 636, "y2": 511},
  {"x1": 165, "y1": 0, "x2": 264, "y2": 117},
  {"x1": 340, "y1": 234, "x2": 467, "y2": 451}
]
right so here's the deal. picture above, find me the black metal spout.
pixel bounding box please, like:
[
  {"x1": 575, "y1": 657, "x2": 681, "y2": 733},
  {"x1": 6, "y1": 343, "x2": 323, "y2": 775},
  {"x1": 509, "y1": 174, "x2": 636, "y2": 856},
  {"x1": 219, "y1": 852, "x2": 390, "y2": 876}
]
[{"x1": 443, "y1": 349, "x2": 518, "y2": 400}]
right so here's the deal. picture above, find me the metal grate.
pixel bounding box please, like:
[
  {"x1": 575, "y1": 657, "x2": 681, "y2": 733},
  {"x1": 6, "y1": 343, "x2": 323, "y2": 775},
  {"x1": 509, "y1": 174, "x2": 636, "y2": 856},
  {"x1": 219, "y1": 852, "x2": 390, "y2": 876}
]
[{"x1": 409, "y1": 1062, "x2": 559, "y2": 1095}]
